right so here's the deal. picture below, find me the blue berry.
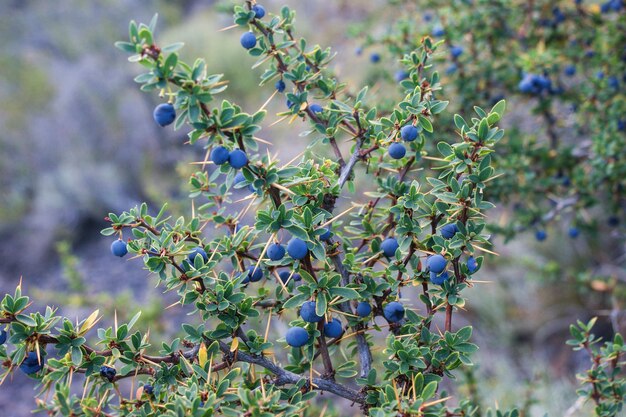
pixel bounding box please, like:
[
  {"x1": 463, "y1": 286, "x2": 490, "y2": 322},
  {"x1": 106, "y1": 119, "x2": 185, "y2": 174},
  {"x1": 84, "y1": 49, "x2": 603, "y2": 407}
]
[
  {"x1": 380, "y1": 237, "x2": 399, "y2": 257},
  {"x1": 450, "y1": 45, "x2": 463, "y2": 58},
  {"x1": 440, "y1": 223, "x2": 459, "y2": 239},
  {"x1": 608, "y1": 76, "x2": 619, "y2": 89},
  {"x1": 240, "y1": 32, "x2": 257, "y2": 49},
  {"x1": 446, "y1": 64, "x2": 458, "y2": 75},
  {"x1": 370, "y1": 53, "x2": 381, "y2": 63},
  {"x1": 394, "y1": 70, "x2": 409, "y2": 82},
  {"x1": 111, "y1": 240, "x2": 128, "y2": 257},
  {"x1": 324, "y1": 318, "x2": 343, "y2": 338},
  {"x1": 564, "y1": 64, "x2": 576, "y2": 77},
  {"x1": 287, "y1": 238, "x2": 308, "y2": 260},
  {"x1": 20, "y1": 351, "x2": 44, "y2": 375},
  {"x1": 247, "y1": 265, "x2": 263, "y2": 282},
  {"x1": 432, "y1": 25, "x2": 445, "y2": 37},
  {"x1": 252, "y1": 4, "x2": 265, "y2": 18},
  {"x1": 267, "y1": 243, "x2": 286, "y2": 261},
  {"x1": 596, "y1": 71, "x2": 605, "y2": 80},
  {"x1": 427, "y1": 254, "x2": 447, "y2": 274},
  {"x1": 319, "y1": 228, "x2": 332, "y2": 241},
  {"x1": 467, "y1": 256, "x2": 478, "y2": 273},
  {"x1": 228, "y1": 149, "x2": 248, "y2": 169},
  {"x1": 275, "y1": 79, "x2": 286, "y2": 92},
  {"x1": 608, "y1": 216, "x2": 620, "y2": 227},
  {"x1": 356, "y1": 301, "x2": 372, "y2": 317},
  {"x1": 568, "y1": 227, "x2": 580, "y2": 238},
  {"x1": 535, "y1": 230, "x2": 547, "y2": 241},
  {"x1": 388, "y1": 142, "x2": 406, "y2": 159},
  {"x1": 210, "y1": 146, "x2": 230, "y2": 165},
  {"x1": 188, "y1": 247, "x2": 208, "y2": 263},
  {"x1": 153, "y1": 103, "x2": 176, "y2": 127},
  {"x1": 400, "y1": 124, "x2": 419, "y2": 142},
  {"x1": 383, "y1": 302, "x2": 405, "y2": 323},
  {"x1": 300, "y1": 300, "x2": 323, "y2": 323},
  {"x1": 286, "y1": 326, "x2": 310, "y2": 347},
  {"x1": 430, "y1": 270, "x2": 449, "y2": 285},
  {"x1": 100, "y1": 365, "x2": 117, "y2": 382},
  {"x1": 143, "y1": 384, "x2": 154, "y2": 395},
  {"x1": 309, "y1": 103, "x2": 323, "y2": 113},
  {"x1": 278, "y1": 270, "x2": 301, "y2": 283},
  {"x1": 0, "y1": 329, "x2": 6, "y2": 345}
]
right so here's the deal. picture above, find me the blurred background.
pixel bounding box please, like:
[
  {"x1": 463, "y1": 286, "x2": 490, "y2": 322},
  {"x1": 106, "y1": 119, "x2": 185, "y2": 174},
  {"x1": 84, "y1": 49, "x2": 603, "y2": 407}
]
[{"x1": 0, "y1": 1, "x2": 620, "y2": 416}]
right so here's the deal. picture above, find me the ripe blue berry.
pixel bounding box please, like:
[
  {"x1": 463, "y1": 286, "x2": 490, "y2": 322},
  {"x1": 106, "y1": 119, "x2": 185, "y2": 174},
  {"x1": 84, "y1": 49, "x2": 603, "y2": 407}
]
[
  {"x1": 432, "y1": 25, "x2": 445, "y2": 37},
  {"x1": 324, "y1": 318, "x2": 343, "y2": 338},
  {"x1": 427, "y1": 254, "x2": 447, "y2": 274},
  {"x1": 286, "y1": 326, "x2": 310, "y2": 347},
  {"x1": 370, "y1": 53, "x2": 381, "y2": 63},
  {"x1": 188, "y1": 247, "x2": 208, "y2": 263},
  {"x1": 450, "y1": 45, "x2": 463, "y2": 58},
  {"x1": 383, "y1": 302, "x2": 405, "y2": 323},
  {"x1": 210, "y1": 146, "x2": 230, "y2": 165},
  {"x1": 568, "y1": 227, "x2": 580, "y2": 238},
  {"x1": 267, "y1": 243, "x2": 286, "y2": 261},
  {"x1": 395, "y1": 70, "x2": 409, "y2": 82},
  {"x1": 564, "y1": 64, "x2": 576, "y2": 77},
  {"x1": 319, "y1": 228, "x2": 332, "y2": 242},
  {"x1": 430, "y1": 270, "x2": 449, "y2": 285},
  {"x1": 467, "y1": 256, "x2": 478, "y2": 273},
  {"x1": 278, "y1": 270, "x2": 301, "y2": 283},
  {"x1": 287, "y1": 238, "x2": 308, "y2": 260},
  {"x1": 247, "y1": 265, "x2": 263, "y2": 282},
  {"x1": 356, "y1": 302, "x2": 372, "y2": 317},
  {"x1": 388, "y1": 142, "x2": 406, "y2": 159},
  {"x1": 535, "y1": 230, "x2": 547, "y2": 241},
  {"x1": 228, "y1": 149, "x2": 248, "y2": 169},
  {"x1": 111, "y1": 240, "x2": 128, "y2": 257},
  {"x1": 252, "y1": 4, "x2": 265, "y2": 18},
  {"x1": 309, "y1": 103, "x2": 323, "y2": 113},
  {"x1": 608, "y1": 216, "x2": 620, "y2": 227},
  {"x1": 275, "y1": 79, "x2": 286, "y2": 92},
  {"x1": 400, "y1": 124, "x2": 419, "y2": 142},
  {"x1": 440, "y1": 223, "x2": 459, "y2": 239},
  {"x1": 380, "y1": 237, "x2": 399, "y2": 258},
  {"x1": 20, "y1": 351, "x2": 44, "y2": 375},
  {"x1": 143, "y1": 384, "x2": 154, "y2": 395},
  {"x1": 300, "y1": 300, "x2": 323, "y2": 323},
  {"x1": 100, "y1": 365, "x2": 117, "y2": 382},
  {"x1": 0, "y1": 329, "x2": 6, "y2": 345},
  {"x1": 240, "y1": 32, "x2": 257, "y2": 49},
  {"x1": 446, "y1": 64, "x2": 458, "y2": 75},
  {"x1": 153, "y1": 103, "x2": 176, "y2": 127}
]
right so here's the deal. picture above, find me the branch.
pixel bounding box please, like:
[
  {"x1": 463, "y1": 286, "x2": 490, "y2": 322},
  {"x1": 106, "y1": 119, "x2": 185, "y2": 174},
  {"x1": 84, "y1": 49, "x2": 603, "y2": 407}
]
[{"x1": 216, "y1": 340, "x2": 366, "y2": 405}]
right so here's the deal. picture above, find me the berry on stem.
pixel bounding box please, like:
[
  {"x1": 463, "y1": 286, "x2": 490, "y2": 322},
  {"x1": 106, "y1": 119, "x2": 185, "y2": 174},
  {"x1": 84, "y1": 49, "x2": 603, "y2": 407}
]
[
  {"x1": 210, "y1": 146, "x2": 230, "y2": 165},
  {"x1": 267, "y1": 243, "x2": 286, "y2": 261},
  {"x1": 300, "y1": 300, "x2": 323, "y2": 323},
  {"x1": 324, "y1": 318, "x2": 343, "y2": 338},
  {"x1": 388, "y1": 142, "x2": 406, "y2": 159},
  {"x1": 240, "y1": 32, "x2": 257, "y2": 49},
  {"x1": 188, "y1": 247, "x2": 208, "y2": 263},
  {"x1": 380, "y1": 237, "x2": 399, "y2": 258},
  {"x1": 427, "y1": 254, "x2": 447, "y2": 274},
  {"x1": 383, "y1": 302, "x2": 405, "y2": 323},
  {"x1": 287, "y1": 238, "x2": 308, "y2": 260},
  {"x1": 111, "y1": 239, "x2": 128, "y2": 257},
  {"x1": 356, "y1": 301, "x2": 372, "y2": 317},
  {"x1": 400, "y1": 124, "x2": 419, "y2": 142},
  {"x1": 228, "y1": 149, "x2": 248, "y2": 169},
  {"x1": 286, "y1": 326, "x2": 309, "y2": 347},
  {"x1": 153, "y1": 103, "x2": 176, "y2": 127}
]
